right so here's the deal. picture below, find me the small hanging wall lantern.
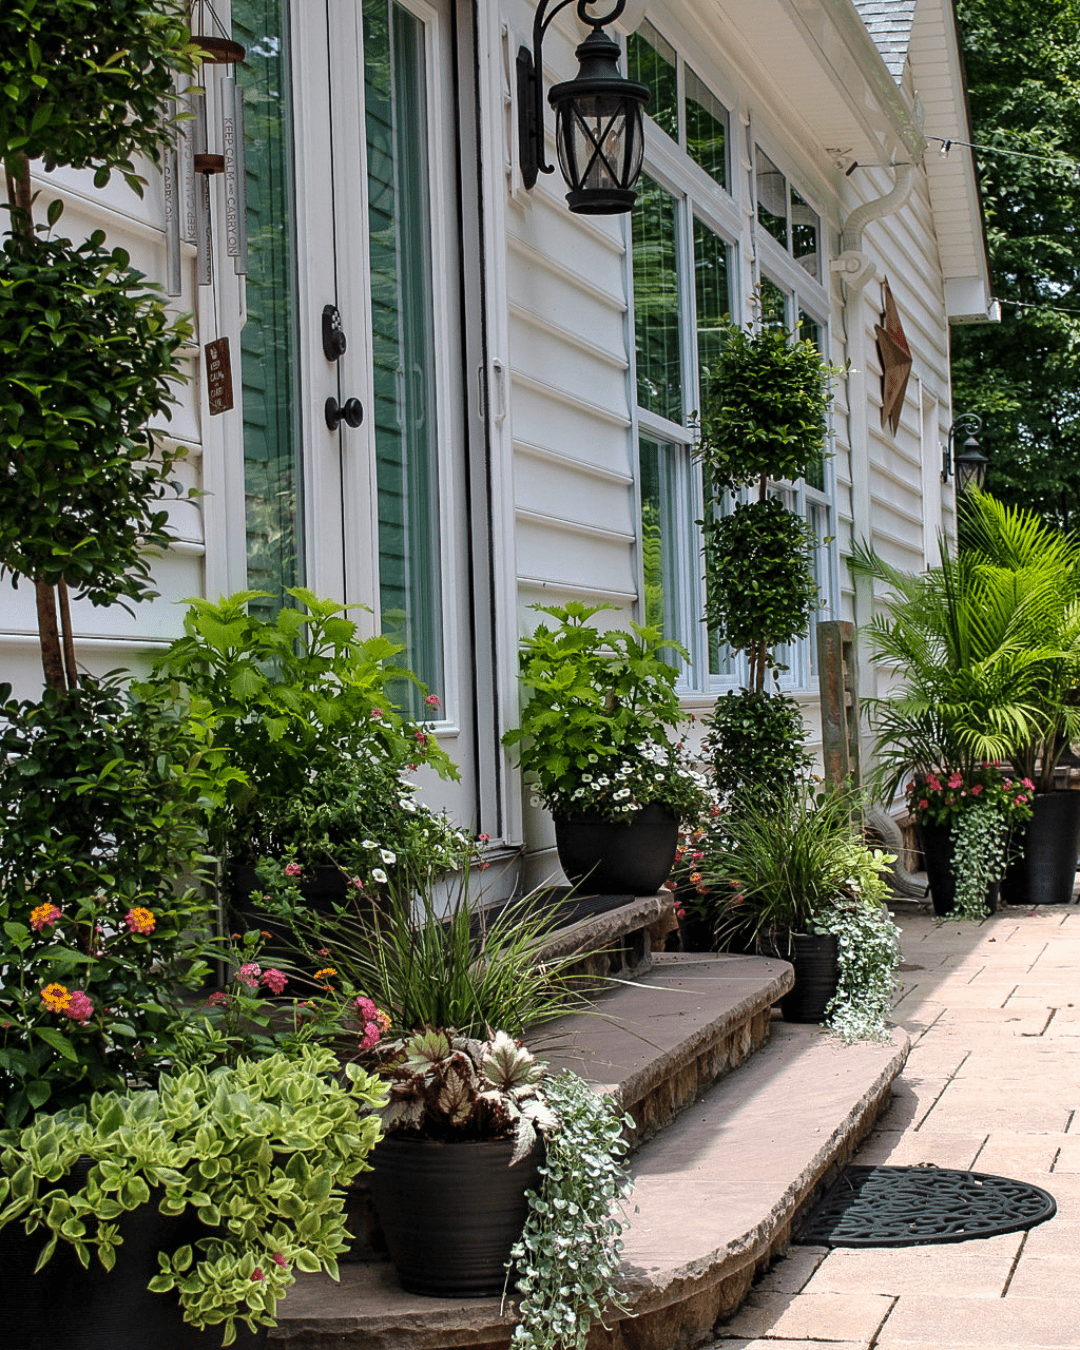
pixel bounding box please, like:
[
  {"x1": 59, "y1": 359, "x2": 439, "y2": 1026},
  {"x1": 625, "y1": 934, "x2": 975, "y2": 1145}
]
[
  {"x1": 944, "y1": 414, "x2": 989, "y2": 493},
  {"x1": 517, "y1": 0, "x2": 649, "y2": 215}
]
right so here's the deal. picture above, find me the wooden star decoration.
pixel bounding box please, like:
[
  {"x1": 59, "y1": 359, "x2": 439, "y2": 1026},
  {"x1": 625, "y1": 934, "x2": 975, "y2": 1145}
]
[{"x1": 875, "y1": 279, "x2": 912, "y2": 435}]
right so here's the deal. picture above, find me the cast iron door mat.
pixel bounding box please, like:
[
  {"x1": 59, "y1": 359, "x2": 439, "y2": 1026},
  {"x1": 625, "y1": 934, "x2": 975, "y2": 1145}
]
[{"x1": 795, "y1": 1165, "x2": 1057, "y2": 1247}]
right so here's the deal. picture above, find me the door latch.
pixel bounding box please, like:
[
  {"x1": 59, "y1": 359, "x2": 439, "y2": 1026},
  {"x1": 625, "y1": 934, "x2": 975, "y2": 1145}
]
[
  {"x1": 325, "y1": 395, "x2": 364, "y2": 430},
  {"x1": 322, "y1": 304, "x2": 347, "y2": 361}
]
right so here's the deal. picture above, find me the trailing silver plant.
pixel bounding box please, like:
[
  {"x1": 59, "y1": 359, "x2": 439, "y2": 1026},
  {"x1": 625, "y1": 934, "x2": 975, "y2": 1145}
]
[
  {"x1": 815, "y1": 901, "x2": 901, "y2": 1043},
  {"x1": 508, "y1": 1072, "x2": 634, "y2": 1350},
  {"x1": 950, "y1": 803, "x2": 1010, "y2": 921}
]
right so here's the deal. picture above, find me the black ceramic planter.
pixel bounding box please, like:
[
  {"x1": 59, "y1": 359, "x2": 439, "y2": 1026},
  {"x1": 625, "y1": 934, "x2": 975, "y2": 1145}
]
[
  {"x1": 554, "y1": 802, "x2": 679, "y2": 895},
  {"x1": 0, "y1": 1197, "x2": 268, "y2": 1349},
  {"x1": 776, "y1": 932, "x2": 840, "y2": 1023},
  {"x1": 917, "y1": 822, "x2": 1001, "y2": 918},
  {"x1": 1002, "y1": 792, "x2": 1080, "y2": 907},
  {"x1": 367, "y1": 1136, "x2": 543, "y2": 1297}
]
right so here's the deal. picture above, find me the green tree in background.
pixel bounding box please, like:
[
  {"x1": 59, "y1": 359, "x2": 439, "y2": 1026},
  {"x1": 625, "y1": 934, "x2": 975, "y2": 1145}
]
[{"x1": 952, "y1": 0, "x2": 1080, "y2": 528}]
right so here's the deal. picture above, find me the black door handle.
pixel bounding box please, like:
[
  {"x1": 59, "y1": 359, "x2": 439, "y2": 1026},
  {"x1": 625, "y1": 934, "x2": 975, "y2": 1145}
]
[{"x1": 325, "y1": 396, "x2": 364, "y2": 430}]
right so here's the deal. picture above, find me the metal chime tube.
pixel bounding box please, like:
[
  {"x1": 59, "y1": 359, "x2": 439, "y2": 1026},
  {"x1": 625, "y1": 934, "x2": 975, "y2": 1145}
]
[
  {"x1": 179, "y1": 80, "x2": 197, "y2": 247},
  {"x1": 221, "y1": 74, "x2": 248, "y2": 275},
  {"x1": 162, "y1": 141, "x2": 182, "y2": 296},
  {"x1": 191, "y1": 88, "x2": 213, "y2": 286}
]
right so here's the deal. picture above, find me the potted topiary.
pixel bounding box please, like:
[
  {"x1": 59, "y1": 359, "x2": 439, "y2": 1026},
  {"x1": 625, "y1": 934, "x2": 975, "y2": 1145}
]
[
  {"x1": 696, "y1": 781, "x2": 901, "y2": 1033},
  {"x1": 504, "y1": 601, "x2": 714, "y2": 895}
]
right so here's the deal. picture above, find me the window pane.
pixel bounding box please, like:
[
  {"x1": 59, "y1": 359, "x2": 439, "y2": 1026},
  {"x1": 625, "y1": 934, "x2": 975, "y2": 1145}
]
[
  {"x1": 627, "y1": 20, "x2": 678, "y2": 141},
  {"x1": 755, "y1": 146, "x2": 787, "y2": 247},
  {"x1": 694, "y1": 217, "x2": 730, "y2": 385},
  {"x1": 798, "y1": 311, "x2": 827, "y2": 490},
  {"x1": 791, "y1": 188, "x2": 820, "y2": 278},
  {"x1": 366, "y1": 0, "x2": 444, "y2": 705},
  {"x1": 633, "y1": 175, "x2": 682, "y2": 423},
  {"x1": 760, "y1": 275, "x2": 788, "y2": 329},
  {"x1": 234, "y1": 0, "x2": 303, "y2": 622},
  {"x1": 639, "y1": 437, "x2": 684, "y2": 657},
  {"x1": 685, "y1": 68, "x2": 727, "y2": 189}
]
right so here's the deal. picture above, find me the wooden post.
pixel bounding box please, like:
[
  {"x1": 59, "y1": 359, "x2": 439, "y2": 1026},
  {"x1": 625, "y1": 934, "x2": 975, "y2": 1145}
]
[{"x1": 816, "y1": 620, "x2": 861, "y2": 789}]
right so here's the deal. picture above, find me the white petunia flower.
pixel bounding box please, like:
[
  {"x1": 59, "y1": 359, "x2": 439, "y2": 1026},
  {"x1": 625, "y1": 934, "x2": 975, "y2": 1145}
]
[
  {"x1": 380, "y1": 849, "x2": 397, "y2": 865},
  {"x1": 372, "y1": 868, "x2": 388, "y2": 884}
]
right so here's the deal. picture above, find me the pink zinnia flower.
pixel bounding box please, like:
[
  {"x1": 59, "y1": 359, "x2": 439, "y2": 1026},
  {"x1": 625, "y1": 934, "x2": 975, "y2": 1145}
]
[
  {"x1": 63, "y1": 991, "x2": 94, "y2": 1024},
  {"x1": 262, "y1": 968, "x2": 288, "y2": 995},
  {"x1": 284, "y1": 862, "x2": 302, "y2": 878},
  {"x1": 236, "y1": 962, "x2": 262, "y2": 988},
  {"x1": 30, "y1": 903, "x2": 62, "y2": 932}
]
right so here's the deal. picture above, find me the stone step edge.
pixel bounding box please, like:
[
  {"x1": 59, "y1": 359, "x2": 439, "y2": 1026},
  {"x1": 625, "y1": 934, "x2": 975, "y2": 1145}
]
[{"x1": 269, "y1": 1024, "x2": 909, "y2": 1350}]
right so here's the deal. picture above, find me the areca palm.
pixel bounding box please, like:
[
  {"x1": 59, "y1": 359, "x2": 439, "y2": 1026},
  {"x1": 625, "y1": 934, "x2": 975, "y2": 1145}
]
[{"x1": 854, "y1": 491, "x2": 1080, "y2": 799}]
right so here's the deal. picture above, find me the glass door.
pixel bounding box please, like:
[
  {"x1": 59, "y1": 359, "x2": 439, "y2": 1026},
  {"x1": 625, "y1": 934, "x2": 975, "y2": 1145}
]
[{"x1": 231, "y1": 0, "x2": 482, "y2": 830}]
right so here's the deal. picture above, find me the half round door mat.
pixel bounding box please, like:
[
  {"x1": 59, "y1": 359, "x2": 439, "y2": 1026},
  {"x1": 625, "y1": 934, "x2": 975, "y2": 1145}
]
[{"x1": 795, "y1": 1164, "x2": 1057, "y2": 1248}]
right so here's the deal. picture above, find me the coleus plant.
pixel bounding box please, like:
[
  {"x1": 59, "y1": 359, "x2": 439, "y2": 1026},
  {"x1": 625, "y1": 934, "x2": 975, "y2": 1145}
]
[{"x1": 376, "y1": 1028, "x2": 556, "y2": 1165}]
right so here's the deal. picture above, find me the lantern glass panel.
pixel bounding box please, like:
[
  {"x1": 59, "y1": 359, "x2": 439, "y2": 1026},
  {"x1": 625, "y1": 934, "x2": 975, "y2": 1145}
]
[{"x1": 557, "y1": 95, "x2": 635, "y2": 190}]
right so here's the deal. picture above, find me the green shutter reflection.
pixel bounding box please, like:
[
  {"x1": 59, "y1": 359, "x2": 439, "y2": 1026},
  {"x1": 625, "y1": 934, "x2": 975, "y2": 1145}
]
[
  {"x1": 365, "y1": 0, "x2": 443, "y2": 710},
  {"x1": 633, "y1": 176, "x2": 682, "y2": 423},
  {"x1": 639, "y1": 438, "x2": 682, "y2": 659},
  {"x1": 694, "y1": 217, "x2": 730, "y2": 385},
  {"x1": 234, "y1": 0, "x2": 303, "y2": 621},
  {"x1": 685, "y1": 68, "x2": 727, "y2": 189},
  {"x1": 627, "y1": 21, "x2": 678, "y2": 141}
]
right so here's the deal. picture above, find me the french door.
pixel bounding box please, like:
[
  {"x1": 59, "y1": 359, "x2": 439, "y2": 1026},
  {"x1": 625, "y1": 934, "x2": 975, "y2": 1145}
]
[{"x1": 231, "y1": 0, "x2": 490, "y2": 831}]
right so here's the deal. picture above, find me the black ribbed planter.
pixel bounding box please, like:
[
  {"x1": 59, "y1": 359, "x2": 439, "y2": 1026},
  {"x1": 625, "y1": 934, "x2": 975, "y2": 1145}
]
[
  {"x1": 0, "y1": 1191, "x2": 268, "y2": 1349},
  {"x1": 228, "y1": 863, "x2": 379, "y2": 965},
  {"x1": 554, "y1": 802, "x2": 679, "y2": 895},
  {"x1": 917, "y1": 822, "x2": 1001, "y2": 918},
  {"x1": 777, "y1": 932, "x2": 840, "y2": 1023},
  {"x1": 367, "y1": 1136, "x2": 542, "y2": 1297},
  {"x1": 1002, "y1": 792, "x2": 1080, "y2": 907}
]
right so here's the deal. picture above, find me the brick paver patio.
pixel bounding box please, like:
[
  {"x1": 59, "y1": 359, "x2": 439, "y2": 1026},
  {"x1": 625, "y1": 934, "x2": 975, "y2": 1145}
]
[{"x1": 712, "y1": 904, "x2": 1080, "y2": 1350}]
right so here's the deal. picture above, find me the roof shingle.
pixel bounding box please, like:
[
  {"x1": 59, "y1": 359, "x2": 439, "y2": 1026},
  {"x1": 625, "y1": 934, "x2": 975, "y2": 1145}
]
[{"x1": 852, "y1": 0, "x2": 917, "y2": 81}]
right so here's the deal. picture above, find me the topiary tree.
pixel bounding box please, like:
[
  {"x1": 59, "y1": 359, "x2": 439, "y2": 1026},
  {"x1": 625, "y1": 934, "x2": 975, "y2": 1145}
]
[{"x1": 1, "y1": 0, "x2": 200, "y2": 690}]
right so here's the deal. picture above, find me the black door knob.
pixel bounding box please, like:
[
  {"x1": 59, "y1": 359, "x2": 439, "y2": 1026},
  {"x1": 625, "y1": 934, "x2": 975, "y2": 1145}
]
[{"x1": 325, "y1": 396, "x2": 364, "y2": 430}]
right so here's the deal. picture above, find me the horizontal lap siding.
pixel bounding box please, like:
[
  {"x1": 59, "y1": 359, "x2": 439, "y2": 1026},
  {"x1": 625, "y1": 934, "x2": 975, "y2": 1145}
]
[{"x1": 1, "y1": 161, "x2": 205, "y2": 698}]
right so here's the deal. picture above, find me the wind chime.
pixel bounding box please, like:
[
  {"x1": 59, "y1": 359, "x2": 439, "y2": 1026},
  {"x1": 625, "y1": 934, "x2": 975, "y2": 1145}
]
[{"x1": 162, "y1": 3, "x2": 248, "y2": 413}]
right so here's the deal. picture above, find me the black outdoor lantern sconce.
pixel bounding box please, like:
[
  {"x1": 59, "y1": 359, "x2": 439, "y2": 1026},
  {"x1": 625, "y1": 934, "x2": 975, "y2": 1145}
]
[
  {"x1": 943, "y1": 414, "x2": 989, "y2": 493},
  {"x1": 517, "y1": 0, "x2": 650, "y2": 215}
]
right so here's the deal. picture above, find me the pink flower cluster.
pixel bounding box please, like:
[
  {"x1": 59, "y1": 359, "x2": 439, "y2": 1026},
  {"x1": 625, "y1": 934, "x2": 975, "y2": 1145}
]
[
  {"x1": 233, "y1": 962, "x2": 288, "y2": 995},
  {"x1": 355, "y1": 995, "x2": 391, "y2": 1052},
  {"x1": 29, "y1": 903, "x2": 62, "y2": 932},
  {"x1": 65, "y1": 990, "x2": 94, "y2": 1024}
]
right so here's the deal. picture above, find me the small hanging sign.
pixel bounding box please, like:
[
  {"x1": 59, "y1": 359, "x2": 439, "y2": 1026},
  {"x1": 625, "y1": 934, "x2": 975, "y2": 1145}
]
[{"x1": 205, "y1": 337, "x2": 234, "y2": 415}]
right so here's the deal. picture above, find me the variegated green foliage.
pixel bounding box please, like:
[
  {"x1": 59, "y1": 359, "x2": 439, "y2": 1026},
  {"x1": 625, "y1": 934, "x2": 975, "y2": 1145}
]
[{"x1": 379, "y1": 1029, "x2": 556, "y2": 1166}]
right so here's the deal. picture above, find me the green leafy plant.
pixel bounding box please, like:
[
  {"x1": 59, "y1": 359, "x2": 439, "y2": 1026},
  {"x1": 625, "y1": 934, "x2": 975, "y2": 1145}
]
[
  {"x1": 694, "y1": 318, "x2": 836, "y2": 493},
  {"x1": 504, "y1": 602, "x2": 713, "y2": 824},
  {"x1": 0, "y1": 226, "x2": 193, "y2": 689},
  {"x1": 1, "y1": 0, "x2": 198, "y2": 192},
  {"x1": 701, "y1": 497, "x2": 819, "y2": 689},
  {"x1": 701, "y1": 688, "x2": 812, "y2": 810},
  {"x1": 0, "y1": 1048, "x2": 386, "y2": 1346},
  {"x1": 814, "y1": 885, "x2": 900, "y2": 1043},
  {"x1": 304, "y1": 875, "x2": 589, "y2": 1040},
  {"x1": 698, "y1": 780, "x2": 867, "y2": 949},
  {"x1": 509, "y1": 1071, "x2": 633, "y2": 1350},
  {"x1": 148, "y1": 589, "x2": 467, "y2": 897},
  {"x1": 0, "y1": 676, "x2": 235, "y2": 1125},
  {"x1": 376, "y1": 1028, "x2": 556, "y2": 1165}
]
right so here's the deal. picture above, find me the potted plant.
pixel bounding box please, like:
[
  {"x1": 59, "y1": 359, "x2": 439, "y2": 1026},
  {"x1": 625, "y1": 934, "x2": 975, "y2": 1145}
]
[
  {"x1": 147, "y1": 590, "x2": 474, "y2": 939},
  {"x1": 365, "y1": 1025, "x2": 633, "y2": 1350},
  {"x1": 855, "y1": 491, "x2": 1080, "y2": 908},
  {"x1": 905, "y1": 764, "x2": 1034, "y2": 917},
  {"x1": 695, "y1": 781, "x2": 901, "y2": 1033},
  {"x1": 0, "y1": 1046, "x2": 385, "y2": 1348},
  {"x1": 504, "y1": 601, "x2": 714, "y2": 894}
]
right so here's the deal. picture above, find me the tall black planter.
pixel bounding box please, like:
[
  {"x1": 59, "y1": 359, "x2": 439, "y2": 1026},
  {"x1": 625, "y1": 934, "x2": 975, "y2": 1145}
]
[
  {"x1": 367, "y1": 1137, "x2": 543, "y2": 1297},
  {"x1": 554, "y1": 802, "x2": 678, "y2": 895},
  {"x1": 776, "y1": 932, "x2": 840, "y2": 1023},
  {"x1": 917, "y1": 822, "x2": 1001, "y2": 918},
  {"x1": 0, "y1": 1197, "x2": 268, "y2": 1349},
  {"x1": 1002, "y1": 792, "x2": 1080, "y2": 907}
]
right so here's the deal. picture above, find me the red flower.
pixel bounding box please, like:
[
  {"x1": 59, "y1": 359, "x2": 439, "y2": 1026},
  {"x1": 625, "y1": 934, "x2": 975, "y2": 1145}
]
[{"x1": 918, "y1": 799, "x2": 929, "y2": 810}]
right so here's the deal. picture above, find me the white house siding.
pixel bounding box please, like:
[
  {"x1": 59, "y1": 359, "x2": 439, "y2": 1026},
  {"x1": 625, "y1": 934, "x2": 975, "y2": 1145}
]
[{"x1": 0, "y1": 0, "x2": 987, "y2": 872}]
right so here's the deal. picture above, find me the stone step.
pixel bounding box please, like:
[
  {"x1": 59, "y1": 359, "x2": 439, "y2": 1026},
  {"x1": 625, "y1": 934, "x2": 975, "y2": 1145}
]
[{"x1": 269, "y1": 966, "x2": 909, "y2": 1350}]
